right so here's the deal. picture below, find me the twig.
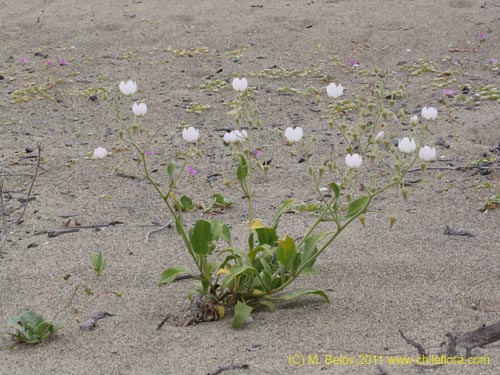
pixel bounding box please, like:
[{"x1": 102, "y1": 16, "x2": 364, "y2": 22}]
[
  {"x1": 144, "y1": 223, "x2": 171, "y2": 243},
  {"x1": 79, "y1": 311, "x2": 114, "y2": 331},
  {"x1": 444, "y1": 225, "x2": 475, "y2": 237},
  {"x1": 407, "y1": 165, "x2": 499, "y2": 174},
  {"x1": 207, "y1": 364, "x2": 249, "y2": 375},
  {"x1": 441, "y1": 321, "x2": 500, "y2": 357},
  {"x1": 0, "y1": 143, "x2": 41, "y2": 255},
  {"x1": 156, "y1": 314, "x2": 170, "y2": 330},
  {"x1": 399, "y1": 330, "x2": 428, "y2": 356},
  {"x1": 47, "y1": 227, "x2": 80, "y2": 237},
  {"x1": 16, "y1": 142, "x2": 41, "y2": 225}
]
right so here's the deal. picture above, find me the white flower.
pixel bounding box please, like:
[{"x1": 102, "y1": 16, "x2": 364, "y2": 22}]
[
  {"x1": 223, "y1": 129, "x2": 248, "y2": 144},
  {"x1": 375, "y1": 131, "x2": 384, "y2": 141},
  {"x1": 345, "y1": 153, "x2": 363, "y2": 168},
  {"x1": 132, "y1": 102, "x2": 147, "y2": 116},
  {"x1": 119, "y1": 80, "x2": 137, "y2": 96},
  {"x1": 410, "y1": 115, "x2": 419, "y2": 125},
  {"x1": 419, "y1": 145, "x2": 437, "y2": 161},
  {"x1": 326, "y1": 83, "x2": 344, "y2": 98},
  {"x1": 234, "y1": 129, "x2": 248, "y2": 140},
  {"x1": 398, "y1": 137, "x2": 416, "y2": 153},
  {"x1": 284, "y1": 126, "x2": 303, "y2": 143},
  {"x1": 223, "y1": 131, "x2": 237, "y2": 144},
  {"x1": 421, "y1": 107, "x2": 437, "y2": 120},
  {"x1": 182, "y1": 127, "x2": 200, "y2": 143},
  {"x1": 232, "y1": 77, "x2": 248, "y2": 91},
  {"x1": 93, "y1": 147, "x2": 108, "y2": 159}
]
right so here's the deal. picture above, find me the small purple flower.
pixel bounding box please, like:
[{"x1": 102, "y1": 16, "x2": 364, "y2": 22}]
[
  {"x1": 349, "y1": 59, "x2": 360, "y2": 67},
  {"x1": 442, "y1": 89, "x2": 455, "y2": 96},
  {"x1": 20, "y1": 57, "x2": 28, "y2": 64},
  {"x1": 187, "y1": 166, "x2": 199, "y2": 175},
  {"x1": 59, "y1": 58, "x2": 68, "y2": 66},
  {"x1": 489, "y1": 58, "x2": 499, "y2": 64},
  {"x1": 46, "y1": 61, "x2": 55, "y2": 66},
  {"x1": 144, "y1": 150, "x2": 153, "y2": 157},
  {"x1": 479, "y1": 32, "x2": 487, "y2": 40},
  {"x1": 252, "y1": 148, "x2": 262, "y2": 157}
]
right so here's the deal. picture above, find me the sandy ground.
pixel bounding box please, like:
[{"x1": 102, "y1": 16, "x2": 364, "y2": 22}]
[{"x1": 1, "y1": 0, "x2": 500, "y2": 374}]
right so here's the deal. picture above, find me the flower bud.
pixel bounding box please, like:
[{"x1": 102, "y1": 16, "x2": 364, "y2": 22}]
[
  {"x1": 311, "y1": 133, "x2": 318, "y2": 142},
  {"x1": 398, "y1": 109, "x2": 405, "y2": 118},
  {"x1": 132, "y1": 124, "x2": 138, "y2": 134},
  {"x1": 318, "y1": 166, "x2": 325, "y2": 177},
  {"x1": 308, "y1": 166, "x2": 314, "y2": 176},
  {"x1": 421, "y1": 162, "x2": 428, "y2": 173},
  {"x1": 340, "y1": 123, "x2": 347, "y2": 133},
  {"x1": 367, "y1": 102, "x2": 375, "y2": 112},
  {"x1": 346, "y1": 193, "x2": 352, "y2": 202},
  {"x1": 256, "y1": 119, "x2": 262, "y2": 128},
  {"x1": 401, "y1": 187, "x2": 408, "y2": 201},
  {"x1": 359, "y1": 214, "x2": 366, "y2": 227},
  {"x1": 263, "y1": 164, "x2": 270, "y2": 175},
  {"x1": 119, "y1": 130, "x2": 124, "y2": 140},
  {"x1": 360, "y1": 122, "x2": 367, "y2": 132},
  {"x1": 389, "y1": 215, "x2": 397, "y2": 229},
  {"x1": 389, "y1": 99, "x2": 395, "y2": 107},
  {"x1": 315, "y1": 94, "x2": 321, "y2": 105},
  {"x1": 390, "y1": 144, "x2": 396, "y2": 153},
  {"x1": 328, "y1": 119, "x2": 334, "y2": 129},
  {"x1": 224, "y1": 179, "x2": 231, "y2": 187},
  {"x1": 327, "y1": 160, "x2": 334, "y2": 173}
]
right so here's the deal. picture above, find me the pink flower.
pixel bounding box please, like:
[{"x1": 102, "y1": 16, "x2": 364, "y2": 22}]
[
  {"x1": 479, "y1": 32, "x2": 487, "y2": 40},
  {"x1": 187, "y1": 166, "x2": 199, "y2": 175},
  {"x1": 349, "y1": 59, "x2": 359, "y2": 67},
  {"x1": 442, "y1": 89, "x2": 454, "y2": 96},
  {"x1": 59, "y1": 58, "x2": 68, "y2": 66},
  {"x1": 46, "y1": 61, "x2": 55, "y2": 66},
  {"x1": 252, "y1": 149, "x2": 262, "y2": 157},
  {"x1": 20, "y1": 57, "x2": 28, "y2": 64},
  {"x1": 489, "y1": 58, "x2": 499, "y2": 64},
  {"x1": 144, "y1": 150, "x2": 153, "y2": 157}
]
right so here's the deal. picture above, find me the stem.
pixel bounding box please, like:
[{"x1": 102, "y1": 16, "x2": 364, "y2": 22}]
[
  {"x1": 114, "y1": 97, "x2": 200, "y2": 270},
  {"x1": 270, "y1": 126, "x2": 426, "y2": 295}
]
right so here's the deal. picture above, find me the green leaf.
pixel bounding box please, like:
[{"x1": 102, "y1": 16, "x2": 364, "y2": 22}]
[
  {"x1": 210, "y1": 221, "x2": 231, "y2": 245},
  {"x1": 272, "y1": 198, "x2": 296, "y2": 229},
  {"x1": 266, "y1": 289, "x2": 330, "y2": 302},
  {"x1": 344, "y1": 195, "x2": 369, "y2": 221},
  {"x1": 159, "y1": 266, "x2": 192, "y2": 286},
  {"x1": 180, "y1": 195, "x2": 194, "y2": 210},
  {"x1": 232, "y1": 301, "x2": 253, "y2": 329},
  {"x1": 276, "y1": 235, "x2": 297, "y2": 270},
  {"x1": 328, "y1": 182, "x2": 340, "y2": 198},
  {"x1": 258, "y1": 300, "x2": 275, "y2": 312},
  {"x1": 167, "y1": 162, "x2": 175, "y2": 179},
  {"x1": 297, "y1": 232, "x2": 331, "y2": 272},
  {"x1": 92, "y1": 251, "x2": 105, "y2": 276},
  {"x1": 255, "y1": 227, "x2": 278, "y2": 246},
  {"x1": 236, "y1": 154, "x2": 248, "y2": 184},
  {"x1": 222, "y1": 265, "x2": 259, "y2": 288},
  {"x1": 213, "y1": 193, "x2": 233, "y2": 207},
  {"x1": 190, "y1": 220, "x2": 213, "y2": 254}
]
